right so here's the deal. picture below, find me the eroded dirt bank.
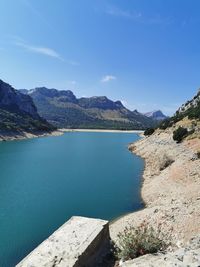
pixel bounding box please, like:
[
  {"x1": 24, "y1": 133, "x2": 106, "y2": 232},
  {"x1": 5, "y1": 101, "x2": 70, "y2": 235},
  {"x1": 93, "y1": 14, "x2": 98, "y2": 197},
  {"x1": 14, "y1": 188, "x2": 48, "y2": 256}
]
[{"x1": 110, "y1": 130, "x2": 200, "y2": 266}]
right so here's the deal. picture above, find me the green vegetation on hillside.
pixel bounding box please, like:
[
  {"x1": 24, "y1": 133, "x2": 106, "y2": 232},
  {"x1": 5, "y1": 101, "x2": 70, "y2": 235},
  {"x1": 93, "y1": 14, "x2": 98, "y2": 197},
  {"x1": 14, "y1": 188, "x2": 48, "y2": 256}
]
[
  {"x1": 0, "y1": 79, "x2": 55, "y2": 135},
  {"x1": 144, "y1": 128, "x2": 155, "y2": 136},
  {"x1": 159, "y1": 97, "x2": 200, "y2": 130},
  {"x1": 36, "y1": 101, "x2": 147, "y2": 130},
  {"x1": 0, "y1": 108, "x2": 55, "y2": 133},
  {"x1": 142, "y1": 91, "x2": 200, "y2": 143},
  {"x1": 173, "y1": 127, "x2": 188, "y2": 143}
]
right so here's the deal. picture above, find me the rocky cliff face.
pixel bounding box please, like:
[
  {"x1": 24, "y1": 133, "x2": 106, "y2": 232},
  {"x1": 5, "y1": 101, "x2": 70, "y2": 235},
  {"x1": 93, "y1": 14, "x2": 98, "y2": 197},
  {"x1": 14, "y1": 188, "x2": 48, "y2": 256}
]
[
  {"x1": 0, "y1": 79, "x2": 55, "y2": 137},
  {"x1": 21, "y1": 87, "x2": 155, "y2": 130},
  {"x1": 0, "y1": 80, "x2": 39, "y2": 119},
  {"x1": 177, "y1": 89, "x2": 200, "y2": 114},
  {"x1": 28, "y1": 87, "x2": 78, "y2": 104},
  {"x1": 158, "y1": 89, "x2": 200, "y2": 139}
]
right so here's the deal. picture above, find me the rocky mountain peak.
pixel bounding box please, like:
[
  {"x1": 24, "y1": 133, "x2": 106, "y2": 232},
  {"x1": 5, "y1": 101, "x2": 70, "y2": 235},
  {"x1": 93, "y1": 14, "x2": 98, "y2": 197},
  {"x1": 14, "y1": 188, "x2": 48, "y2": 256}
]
[
  {"x1": 115, "y1": 100, "x2": 124, "y2": 108},
  {"x1": 144, "y1": 110, "x2": 167, "y2": 121},
  {"x1": 24, "y1": 87, "x2": 78, "y2": 104},
  {"x1": 78, "y1": 96, "x2": 124, "y2": 110}
]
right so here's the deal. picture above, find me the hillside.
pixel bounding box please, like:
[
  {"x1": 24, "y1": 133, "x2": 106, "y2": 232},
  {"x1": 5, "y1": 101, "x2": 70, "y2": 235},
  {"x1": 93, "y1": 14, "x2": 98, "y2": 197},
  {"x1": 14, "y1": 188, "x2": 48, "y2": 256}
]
[
  {"x1": 157, "y1": 89, "x2": 200, "y2": 140},
  {"x1": 0, "y1": 80, "x2": 55, "y2": 139},
  {"x1": 111, "y1": 89, "x2": 200, "y2": 266},
  {"x1": 20, "y1": 87, "x2": 155, "y2": 130}
]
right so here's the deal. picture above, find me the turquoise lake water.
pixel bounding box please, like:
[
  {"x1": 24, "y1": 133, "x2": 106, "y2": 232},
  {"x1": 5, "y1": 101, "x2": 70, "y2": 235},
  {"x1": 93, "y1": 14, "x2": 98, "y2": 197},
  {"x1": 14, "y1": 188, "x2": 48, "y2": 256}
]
[{"x1": 0, "y1": 132, "x2": 144, "y2": 267}]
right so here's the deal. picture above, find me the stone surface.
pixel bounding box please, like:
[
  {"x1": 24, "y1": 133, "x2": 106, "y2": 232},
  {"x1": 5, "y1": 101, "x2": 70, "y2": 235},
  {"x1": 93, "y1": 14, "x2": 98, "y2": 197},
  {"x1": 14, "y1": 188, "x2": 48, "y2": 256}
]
[
  {"x1": 16, "y1": 216, "x2": 110, "y2": 267},
  {"x1": 120, "y1": 235, "x2": 200, "y2": 267}
]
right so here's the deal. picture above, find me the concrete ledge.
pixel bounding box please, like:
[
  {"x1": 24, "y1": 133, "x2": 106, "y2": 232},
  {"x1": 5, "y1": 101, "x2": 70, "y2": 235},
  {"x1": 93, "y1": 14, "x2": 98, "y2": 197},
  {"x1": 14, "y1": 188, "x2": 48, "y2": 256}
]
[{"x1": 16, "y1": 216, "x2": 110, "y2": 267}]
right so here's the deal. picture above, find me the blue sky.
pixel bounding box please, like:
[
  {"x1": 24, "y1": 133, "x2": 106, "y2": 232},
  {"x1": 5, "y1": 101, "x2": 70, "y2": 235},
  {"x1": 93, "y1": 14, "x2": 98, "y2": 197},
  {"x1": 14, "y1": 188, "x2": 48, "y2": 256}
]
[{"x1": 0, "y1": 0, "x2": 200, "y2": 115}]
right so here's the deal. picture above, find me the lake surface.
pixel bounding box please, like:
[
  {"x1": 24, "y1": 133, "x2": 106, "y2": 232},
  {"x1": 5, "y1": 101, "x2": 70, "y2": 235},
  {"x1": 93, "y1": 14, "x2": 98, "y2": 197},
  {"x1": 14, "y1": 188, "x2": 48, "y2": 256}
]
[{"x1": 0, "y1": 132, "x2": 144, "y2": 267}]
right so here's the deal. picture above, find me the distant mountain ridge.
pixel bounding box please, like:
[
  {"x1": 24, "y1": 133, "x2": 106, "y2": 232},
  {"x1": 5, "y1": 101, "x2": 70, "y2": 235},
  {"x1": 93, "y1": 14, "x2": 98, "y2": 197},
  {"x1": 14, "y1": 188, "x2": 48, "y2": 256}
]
[
  {"x1": 21, "y1": 87, "x2": 155, "y2": 130},
  {"x1": 144, "y1": 110, "x2": 167, "y2": 121},
  {"x1": 0, "y1": 80, "x2": 55, "y2": 136}
]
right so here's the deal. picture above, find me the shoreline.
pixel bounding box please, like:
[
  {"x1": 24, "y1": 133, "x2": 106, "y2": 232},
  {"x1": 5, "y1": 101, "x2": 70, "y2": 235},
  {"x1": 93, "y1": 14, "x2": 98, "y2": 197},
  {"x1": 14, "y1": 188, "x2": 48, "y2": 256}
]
[
  {"x1": 110, "y1": 142, "x2": 146, "y2": 227},
  {"x1": 110, "y1": 130, "x2": 200, "y2": 249},
  {"x1": 0, "y1": 130, "x2": 63, "y2": 142},
  {"x1": 0, "y1": 128, "x2": 144, "y2": 142},
  {"x1": 60, "y1": 128, "x2": 144, "y2": 133}
]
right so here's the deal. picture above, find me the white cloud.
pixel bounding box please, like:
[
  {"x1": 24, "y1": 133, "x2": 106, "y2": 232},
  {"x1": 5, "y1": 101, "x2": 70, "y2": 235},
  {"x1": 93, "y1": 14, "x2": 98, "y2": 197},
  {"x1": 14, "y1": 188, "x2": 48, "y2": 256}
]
[
  {"x1": 106, "y1": 6, "x2": 141, "y2": 19},
  {"x1": 15, "y1": 41, "x2": 63, "y2": 60},
  {"x1": 14, "y1": 39, "x2": 80, "y2": 65},
  {"x1": 101, "y1": 75, "x2": 116, "y2": 83},
  {"x1": 105, "y1": 5, "x2": 173, "y2": 25}
]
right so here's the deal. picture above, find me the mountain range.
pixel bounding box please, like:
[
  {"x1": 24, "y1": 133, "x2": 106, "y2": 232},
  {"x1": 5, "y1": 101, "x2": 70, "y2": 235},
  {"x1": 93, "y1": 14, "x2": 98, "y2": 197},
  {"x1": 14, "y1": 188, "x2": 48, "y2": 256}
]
[
  {"x1": 20, "y1": 87, "x2": 156, "y2": 130},
  {"x1": 0, "y1": 78, "x2": 168, "y2": 136}
]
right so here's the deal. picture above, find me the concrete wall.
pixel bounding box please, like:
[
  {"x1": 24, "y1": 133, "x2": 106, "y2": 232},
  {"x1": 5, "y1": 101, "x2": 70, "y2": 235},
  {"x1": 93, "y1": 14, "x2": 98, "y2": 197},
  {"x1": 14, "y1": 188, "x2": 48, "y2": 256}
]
[{"x1": 16, "y1": 216, "x2": 110, "y2": 267}]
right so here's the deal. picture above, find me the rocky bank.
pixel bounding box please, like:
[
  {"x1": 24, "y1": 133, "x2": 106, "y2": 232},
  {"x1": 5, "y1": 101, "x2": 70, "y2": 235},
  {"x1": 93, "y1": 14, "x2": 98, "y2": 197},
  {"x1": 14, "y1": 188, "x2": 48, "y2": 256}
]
[
  {"x1": 110, "y1": 129, "x2": 200, "y2": 266},
  {"x1": 0, "y1": 129, "x2": 63, "y2": 142}
]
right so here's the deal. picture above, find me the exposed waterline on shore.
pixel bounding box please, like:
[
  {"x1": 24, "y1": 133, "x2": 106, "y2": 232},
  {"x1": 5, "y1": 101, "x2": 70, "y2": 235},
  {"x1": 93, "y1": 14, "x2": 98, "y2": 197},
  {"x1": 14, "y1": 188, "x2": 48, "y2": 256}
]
[
  {"x1": 0, "y1": 129, "x2": 144, "y2": 142},
  {"x1": 60, "y1": 128, "x2": 144, "y2": 133}
]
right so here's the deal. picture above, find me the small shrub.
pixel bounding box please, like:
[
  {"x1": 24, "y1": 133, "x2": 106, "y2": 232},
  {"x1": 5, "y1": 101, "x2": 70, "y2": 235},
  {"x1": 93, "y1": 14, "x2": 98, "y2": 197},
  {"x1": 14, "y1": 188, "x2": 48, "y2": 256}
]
[
  {"x1": 197, "y1": 151, "x2": 200, "y2": 159},
  {"x1": 173, "y1": 127, "x2": 188, "y2": 143},
  {"x1": 159, "y1": 154, "x2": 174, "y2": 171},
  {"x1": 144, "y1": 128, "x2": 155, "y2": 136},
  {"x1": 158, "y1": 118, "x2": 173, "y2": 130},
  {"x1": 114, "y1": 222, "x2": 169, "y2": 261}
]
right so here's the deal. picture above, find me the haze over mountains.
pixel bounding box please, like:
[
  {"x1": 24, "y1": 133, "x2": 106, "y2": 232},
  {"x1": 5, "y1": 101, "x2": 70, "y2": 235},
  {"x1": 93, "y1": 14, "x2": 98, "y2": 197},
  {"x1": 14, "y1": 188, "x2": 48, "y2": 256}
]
[{"x1": 20, "y1": 87, "x2": 156, "y2": 130}]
